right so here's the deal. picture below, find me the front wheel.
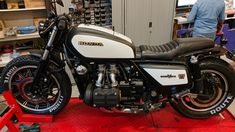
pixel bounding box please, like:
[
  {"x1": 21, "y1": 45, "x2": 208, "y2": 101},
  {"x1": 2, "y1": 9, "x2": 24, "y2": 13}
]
[
  {"x1": 170, "y1": 58, "x2": 235, "y2": 118},
  {"x1": 0, "y1": 56, "x2": 72, "y2": 114}
]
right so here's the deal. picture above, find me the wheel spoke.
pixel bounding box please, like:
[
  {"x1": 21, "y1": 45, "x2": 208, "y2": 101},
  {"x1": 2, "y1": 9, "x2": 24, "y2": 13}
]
[
  {"x1": 11, "y1": 81, "x2": 21, "y2": 89},
  {"x1": 6, "y1": 64, "x2": 63, "y2": 113},
  {"x1": 35, "y1": 104, "x2": 39, "y2": 109},
  {"x1": 17, "y1": 72, "x2": 25, "y2": 80},
  {"x1": 47, "y1": 103, "x2": 50, "y2": 107},
  {"x1": 23, "y1": 101, "x2": 28, "y2": 106},
  {"x1": 181, "y1": 69, "x2": 228, "y2": 111},
  {"x1": 25, "y1": 69, "x2": 33, "y2": 78}
]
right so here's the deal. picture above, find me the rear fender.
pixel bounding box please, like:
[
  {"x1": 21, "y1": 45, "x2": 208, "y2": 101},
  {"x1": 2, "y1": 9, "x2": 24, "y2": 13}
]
[{"x1": 182, "y1": 46, "x2": 229, "y2": 59}]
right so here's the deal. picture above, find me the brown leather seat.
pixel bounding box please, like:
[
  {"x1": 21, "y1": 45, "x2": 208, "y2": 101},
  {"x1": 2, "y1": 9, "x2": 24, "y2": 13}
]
[{"x1": 139, "y1": 38, "x2": 214, "y2": 60}]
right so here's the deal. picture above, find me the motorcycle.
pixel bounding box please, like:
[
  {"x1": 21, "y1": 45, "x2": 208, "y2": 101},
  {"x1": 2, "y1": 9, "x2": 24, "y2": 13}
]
[{"x1": 1, "y1": 0, "x2": 235, "y2": 119}]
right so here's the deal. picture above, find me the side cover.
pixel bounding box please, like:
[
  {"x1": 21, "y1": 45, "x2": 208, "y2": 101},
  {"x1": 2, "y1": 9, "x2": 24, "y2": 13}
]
[{"x1": 141, "y1": 64, "x2": 189, "y2": 86}]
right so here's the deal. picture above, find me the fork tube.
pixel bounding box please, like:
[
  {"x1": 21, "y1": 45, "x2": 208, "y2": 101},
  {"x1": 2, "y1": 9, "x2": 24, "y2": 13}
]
[
  {"x1": 31, "y1": 26, "x2": 58, "y2": 90},
  {"x1": 42, "y1": 26, "x2": 58, "y2": 60}
]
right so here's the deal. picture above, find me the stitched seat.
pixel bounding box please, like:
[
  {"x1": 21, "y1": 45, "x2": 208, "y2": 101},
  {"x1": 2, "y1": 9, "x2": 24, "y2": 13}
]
[{"x1": 139, "y1": 38, "x2": 214, "y2": 60}]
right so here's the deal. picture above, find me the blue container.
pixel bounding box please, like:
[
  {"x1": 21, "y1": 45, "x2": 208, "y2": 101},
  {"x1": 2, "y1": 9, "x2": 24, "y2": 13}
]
[{"x1": 17, "y1": 26, "x2": 36, "y2": 34}]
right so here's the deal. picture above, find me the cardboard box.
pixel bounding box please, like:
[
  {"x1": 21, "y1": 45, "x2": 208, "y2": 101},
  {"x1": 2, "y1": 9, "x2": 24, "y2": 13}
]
[
  {"x1": 6, "y1": 0, "x2": 18, "y2": 9},
  {"x1": 0, "y1": 20, "x2": 5, "y2": 39},
  {"x1": 33, "y1": 17, "x2": 46, "y2": 26},
  {"x1": 24, "y1": 0, "x2": 45, "y2": 8}
]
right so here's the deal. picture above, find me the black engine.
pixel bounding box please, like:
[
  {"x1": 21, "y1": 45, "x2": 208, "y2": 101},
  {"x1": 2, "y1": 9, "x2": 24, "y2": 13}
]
[
  {"x1": 93, "y1": 88, "x2": 120, "y2": 107},
  {"x1": 83, "y1": 64, "x2": 144, "y2": 108}
]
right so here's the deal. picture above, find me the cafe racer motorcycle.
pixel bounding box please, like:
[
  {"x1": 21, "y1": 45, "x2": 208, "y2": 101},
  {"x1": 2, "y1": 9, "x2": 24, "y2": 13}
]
[{"x1": 1, "y1": 0, "x2": 235, "y2": 119}]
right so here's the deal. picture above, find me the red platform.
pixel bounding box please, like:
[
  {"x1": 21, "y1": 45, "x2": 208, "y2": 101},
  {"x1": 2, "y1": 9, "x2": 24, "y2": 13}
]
[
  {"x1": 0, "y1": 91, "x2": 53, "y2": 132},
  {"x1": 16, "y1": 98, "x2": 235, "y2": 132}
]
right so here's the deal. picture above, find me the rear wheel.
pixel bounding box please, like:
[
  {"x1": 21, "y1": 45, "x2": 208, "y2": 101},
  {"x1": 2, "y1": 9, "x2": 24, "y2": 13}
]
[
  {"x1": 1, "y1": 56, "x2": 71, "y2": 114},
  {"x1": 170, "y1": 59, "x2": 235, "y2": 118}
]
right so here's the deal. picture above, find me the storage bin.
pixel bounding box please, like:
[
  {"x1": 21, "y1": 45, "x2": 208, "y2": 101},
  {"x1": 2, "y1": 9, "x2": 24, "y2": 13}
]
[{"x1": 24, "y1": 0, "x2": 45, "y2": 8}]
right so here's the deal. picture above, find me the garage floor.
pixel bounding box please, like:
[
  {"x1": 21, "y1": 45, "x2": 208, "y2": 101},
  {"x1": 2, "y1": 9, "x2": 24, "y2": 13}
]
[{"x1": 17, "y1": 98, "x2": 235, "y2": 132}]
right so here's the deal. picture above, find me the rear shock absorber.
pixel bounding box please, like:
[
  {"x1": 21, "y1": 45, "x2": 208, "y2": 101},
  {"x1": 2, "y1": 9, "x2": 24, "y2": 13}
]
[{"x1": 190, "y1": 55, "x2": 204, "y2": 93}]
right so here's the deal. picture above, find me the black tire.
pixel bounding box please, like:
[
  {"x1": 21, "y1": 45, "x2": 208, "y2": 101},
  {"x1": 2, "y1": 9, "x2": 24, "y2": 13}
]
[
  {"x1": 170, "y1": 58, "x2": 235, "y2": 118},
  {"x1": 0, "y1": 55, "x2": 71, "y2": 114}
]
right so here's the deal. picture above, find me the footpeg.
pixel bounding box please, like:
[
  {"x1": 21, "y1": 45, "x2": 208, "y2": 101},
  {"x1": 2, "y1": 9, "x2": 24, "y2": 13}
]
[{"x1": 143, "y1": 102, "x2": 162, "y2": 113}]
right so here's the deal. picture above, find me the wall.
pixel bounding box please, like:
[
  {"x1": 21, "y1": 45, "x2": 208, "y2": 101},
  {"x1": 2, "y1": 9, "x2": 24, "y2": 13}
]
[
  {"x1": 57, "y1": 0, "x2": 176, "y2": 45},
  {"x1": 112, "y1": 0, "x2": 176, "y2": 46},
  {"x1": 112, "y1": 0, "x2": 125, "y2": 34},
  {"x1": 56, "y1": 0, "x2": 71, "y2": 15},
  {"x1": 0, "y1": 11, "x2": 46, "y2": 27},
  {"x1": 149, "y1": 0, "x2": 176, "y2": 45},
  {"x1": 124, "y1": 0, "x2": 151, "y2": 45}
]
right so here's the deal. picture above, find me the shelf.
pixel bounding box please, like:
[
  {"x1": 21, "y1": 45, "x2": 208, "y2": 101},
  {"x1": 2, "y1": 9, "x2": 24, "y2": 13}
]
[
  {"x1": 0, "y1": 32, "x2": 40, "y2": 43},
  {"x1": 174, "y1": 16, "x2": 189, "y2": 25},
  {"x1": 0, "y1": 7, "x2": 46, "y2": 13}
]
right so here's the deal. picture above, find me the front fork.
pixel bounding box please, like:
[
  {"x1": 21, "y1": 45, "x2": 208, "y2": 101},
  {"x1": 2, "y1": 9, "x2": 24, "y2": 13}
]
[
  {"x1": 31, "y1": 26, "x2": 58, "y2": 90},
  {"x1": 189, "y1": 56, "x2": 204, "y2": 93}
]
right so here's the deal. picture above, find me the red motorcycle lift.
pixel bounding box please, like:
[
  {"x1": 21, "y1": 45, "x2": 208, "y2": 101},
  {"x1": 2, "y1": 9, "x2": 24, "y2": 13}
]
[
  {"x1": 38, "y1": 98, "x2": 235, "y2": 132},
  {"x1": 0, "y1": 91, "x2": 53, "y2": 132},
  {"x1": 1, "y1": 92, "x2": 235, "y2": 132}
]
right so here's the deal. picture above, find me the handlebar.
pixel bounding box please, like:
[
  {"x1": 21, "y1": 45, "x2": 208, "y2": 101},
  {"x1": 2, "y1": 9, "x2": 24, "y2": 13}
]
[
  {"x1": 39, "y1": 14, "x2": 70, "y2": 37},
  {"x1": 39, "y1": 20, "x2": 55, "y2": 35}
]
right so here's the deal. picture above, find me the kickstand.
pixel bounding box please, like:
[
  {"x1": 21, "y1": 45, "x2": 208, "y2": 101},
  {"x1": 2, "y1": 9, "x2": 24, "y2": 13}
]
[
  {"x1": 150, "y1": 112, "x2": 158, "y2": 128},
  {"x1": 144, "y1": 110, "x2": 158, "y2": 128},
  {"x1": 142, "y1": 100, "x2": 167, "y2": 129}
]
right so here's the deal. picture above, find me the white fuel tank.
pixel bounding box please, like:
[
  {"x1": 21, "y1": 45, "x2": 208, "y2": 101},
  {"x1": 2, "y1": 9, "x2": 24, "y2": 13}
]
[{"x1": 69, "y1": 24, "x2": 135, "y2": 59}]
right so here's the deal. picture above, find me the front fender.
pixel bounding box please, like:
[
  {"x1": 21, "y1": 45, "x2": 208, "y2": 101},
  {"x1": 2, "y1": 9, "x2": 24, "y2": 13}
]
[
  {"x1": 28, "y1": 49, "x2": 65, "y2": 68},
  {"x1": 28, "y1": 49, "x2": 44, "y2": 58}
]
